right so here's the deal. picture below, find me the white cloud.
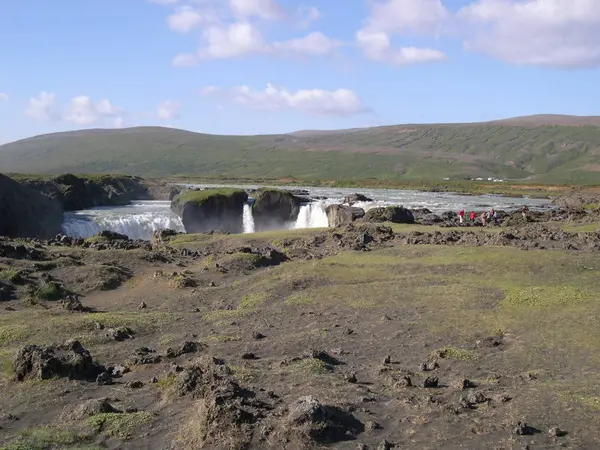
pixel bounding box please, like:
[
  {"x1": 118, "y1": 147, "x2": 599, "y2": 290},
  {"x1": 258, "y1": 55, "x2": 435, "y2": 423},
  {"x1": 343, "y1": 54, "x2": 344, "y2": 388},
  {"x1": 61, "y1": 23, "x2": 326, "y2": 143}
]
[
  {"x1": 229, "y1": 0, "x2": 284, "y2": 21},
  {"x1": 359, "y1": 0, "x2": 600, "y2": 68},
  {"x1": 356, "y1": 29, "x2": 445, "y2": 65},
  {"x1": 362, "y1": 0, "x2": 449, "y2": 36},
  {"x1": 356, "y1": 0, "x2": 447, "y2": 66},
  {"x1": 173, "y1": 22, "x2": 340, "y2": 65},
  {"x1": 0, "y1": 93, "x2": 8, "y2": 101},
  {"x1": 274, "y1": 32, "x2": 342, "y2": 56},
  {"x1": 25, "y1": 92, "x2": 58, "y2": 121},
  {"x1": 458, "y1": 0, "x2": 600, "y2": 68},
  {"x1": 167, "y1": 6, "x2": 203, "y2": 33},
  {"x1": 25, "y1": 92, "x2": 124, "y2": 127},
  {"x1": 157, "y1": 100, "x2": 181, "y2": 119},
  {"x1": 63, "y1": 96, "x2": 122, "y2": 126},
  {"x1": 149, "y1": 0, "x2": 179, "y2": 5},
  {"x1": 200, "y1": 83, "x2": 369, "y2": 116}
]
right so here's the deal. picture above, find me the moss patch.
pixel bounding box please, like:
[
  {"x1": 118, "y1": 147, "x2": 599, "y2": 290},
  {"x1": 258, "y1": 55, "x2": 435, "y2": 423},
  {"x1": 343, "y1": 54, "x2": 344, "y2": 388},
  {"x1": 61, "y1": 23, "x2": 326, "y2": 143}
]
[
  {"x1": 0, "y1": 427, "x2": 100, "y2": 450},
  {"x1": 85, "y1": 412, "x2": 153, "y2": 440}
]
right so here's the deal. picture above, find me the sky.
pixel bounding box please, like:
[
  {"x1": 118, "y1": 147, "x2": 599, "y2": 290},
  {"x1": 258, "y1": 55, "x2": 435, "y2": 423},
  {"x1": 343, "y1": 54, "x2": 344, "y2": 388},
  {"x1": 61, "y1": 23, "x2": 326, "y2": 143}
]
[{"x1": 1, "y1": 0, "x2": 600, "y2": 144}]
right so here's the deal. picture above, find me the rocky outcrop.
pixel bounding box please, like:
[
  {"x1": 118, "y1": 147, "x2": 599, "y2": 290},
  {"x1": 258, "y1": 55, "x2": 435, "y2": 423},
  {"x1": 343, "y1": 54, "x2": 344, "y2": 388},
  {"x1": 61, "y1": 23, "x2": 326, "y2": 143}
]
[
  {"x1": 171, "y1": 188, "x2": 248, "y2": 234},
  {"x1": 364, "y1": 206, "x2": 415, "y2": 224},
  {"x1": 343, "y1": 193, "x2": 373, "y2": 205},
  {"x1": 0, "y1": 174, "x2": 63, "y2": 239},
  {"x1": 18, "y1": 174, "x2": 168, "y2": 211},
  {"x1": 326, "y1": 205, "x2": 365, "y2": 227},
  {"x1": 13, "y1": 340, "x2": 104, "y2": 381},
  {"x1": 252, "y1": 189, "x2": 304, "y2": 232}
]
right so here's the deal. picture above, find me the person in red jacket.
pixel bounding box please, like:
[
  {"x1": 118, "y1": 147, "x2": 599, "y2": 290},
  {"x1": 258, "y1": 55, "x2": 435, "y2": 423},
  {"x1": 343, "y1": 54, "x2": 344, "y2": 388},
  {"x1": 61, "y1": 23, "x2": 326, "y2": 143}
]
[
  {"x1": 458, "y1": 209, "x2": 465, "y2": 223},
  {"x1": 470, "y1": 211, "x2": 476, "y2": 222}
]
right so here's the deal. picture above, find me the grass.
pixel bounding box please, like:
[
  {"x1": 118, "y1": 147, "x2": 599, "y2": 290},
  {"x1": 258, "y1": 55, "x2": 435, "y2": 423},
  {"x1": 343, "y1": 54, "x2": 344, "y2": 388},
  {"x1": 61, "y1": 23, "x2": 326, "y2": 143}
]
[
  {"x1": 561, "y1": 223, "x2": 599, "y2": 233},
  {"x1": 2, "y1": 121, "x2": 600, "y2": 184},
  {"x1": 85, "y1": 412, "x2": 154, "y2": 440},
  {"x1": 0, "y1": 268, "x2": 23, "y2": 284},
  {"x1": 0, "y1": 324, "x2": 32, "y2": 346},
  {"x1": 35, "y1": 282, "x2": 64, "y2": 301},
  {"x1": 203, "y1": 292, "x2": 273, "y2": 322},
  {"x1": 0, "y1": 427, "x2": 100, "y2": 450},
  {"x1": 431, "y1": 347, "x2": 479, "y2": 361}
]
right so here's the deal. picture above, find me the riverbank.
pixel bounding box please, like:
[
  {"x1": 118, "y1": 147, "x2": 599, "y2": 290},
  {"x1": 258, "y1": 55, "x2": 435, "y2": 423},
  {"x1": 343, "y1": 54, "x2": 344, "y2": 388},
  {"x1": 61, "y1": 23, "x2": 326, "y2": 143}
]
[{"x1": 166, "y1": 175, "x2": 588, "y2": 199}]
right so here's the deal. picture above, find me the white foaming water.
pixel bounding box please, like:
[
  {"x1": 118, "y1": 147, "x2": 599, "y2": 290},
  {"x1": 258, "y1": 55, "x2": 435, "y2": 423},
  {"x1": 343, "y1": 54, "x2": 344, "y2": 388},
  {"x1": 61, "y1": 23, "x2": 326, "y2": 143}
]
[
  {"x1": 62, "y1": 201, "x2": 184, "y2": 241},
  {"x1": 61, "y1": 185, "x2": 553, "y2": 240},
  {"x1": 294, "y1": 201, "x2": 330, "y2": 229},
  {"x1": 243, "y1": 204, "x2": 255, "y2": 233}
]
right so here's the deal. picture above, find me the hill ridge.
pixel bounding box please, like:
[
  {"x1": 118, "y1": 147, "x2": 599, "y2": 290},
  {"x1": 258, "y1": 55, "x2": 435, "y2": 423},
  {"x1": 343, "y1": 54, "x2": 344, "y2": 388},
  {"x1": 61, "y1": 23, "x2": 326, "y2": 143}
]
[{"x1": 2, "y1": 114, "x2": 600, "y2": 183}]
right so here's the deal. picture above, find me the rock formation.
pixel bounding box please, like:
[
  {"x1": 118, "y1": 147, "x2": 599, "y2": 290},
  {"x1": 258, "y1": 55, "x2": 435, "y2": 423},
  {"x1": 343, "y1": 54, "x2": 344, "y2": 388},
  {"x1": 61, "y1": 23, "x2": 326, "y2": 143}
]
[
  {"x1": 364, "y1": 206, "x2": 415, "y2": 224},
  {"x1": 18, "y1": 173, "x2": 166, "y2": 211},
  {"x1": 326, "y1": 205, "x2": 365, "y2": 227},
  {"x1": 171, "y1": 188, "x2": 248, "y2": 234},
  {"x1": 252, "y1": 189, "x2": 304, "y2": 232},
  {"x1": 0, "y1": 174, "x2": 63, "y2": 238}
]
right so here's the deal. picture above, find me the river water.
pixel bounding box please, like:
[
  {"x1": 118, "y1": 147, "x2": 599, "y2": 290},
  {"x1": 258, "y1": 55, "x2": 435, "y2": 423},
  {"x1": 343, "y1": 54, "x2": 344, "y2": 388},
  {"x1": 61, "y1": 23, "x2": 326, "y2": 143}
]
[{"x1": 61, "y1": 184, "x2": 551, "y2": 240}]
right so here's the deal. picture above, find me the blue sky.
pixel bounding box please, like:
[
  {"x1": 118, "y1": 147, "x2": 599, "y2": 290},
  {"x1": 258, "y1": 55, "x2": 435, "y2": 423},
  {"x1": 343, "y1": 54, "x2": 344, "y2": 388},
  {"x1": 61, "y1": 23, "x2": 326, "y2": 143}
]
[{"x1": 1, "y1": 0, "x2": 600, "y2": 144}]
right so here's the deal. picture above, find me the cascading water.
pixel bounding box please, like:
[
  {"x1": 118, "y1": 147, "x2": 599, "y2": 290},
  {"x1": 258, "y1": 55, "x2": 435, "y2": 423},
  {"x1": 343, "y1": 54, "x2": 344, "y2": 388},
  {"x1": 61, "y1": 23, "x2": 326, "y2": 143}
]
[
  {"x1": 61, "y1": 201, "x2": 185, "y2": 241},
  {"x1": 243, "y1": 204, "x2": 255, "y2": 233},
  {"x1": 294, "y1": 201, "x2": 329, "y2": 229}
]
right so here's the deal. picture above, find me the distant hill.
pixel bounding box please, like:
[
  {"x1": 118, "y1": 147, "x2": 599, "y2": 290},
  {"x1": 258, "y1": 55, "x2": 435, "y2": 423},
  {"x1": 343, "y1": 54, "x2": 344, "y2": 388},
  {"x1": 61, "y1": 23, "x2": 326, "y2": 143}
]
[{"x1": 1, "y1": 115, "x2": 600, "y2": 183}]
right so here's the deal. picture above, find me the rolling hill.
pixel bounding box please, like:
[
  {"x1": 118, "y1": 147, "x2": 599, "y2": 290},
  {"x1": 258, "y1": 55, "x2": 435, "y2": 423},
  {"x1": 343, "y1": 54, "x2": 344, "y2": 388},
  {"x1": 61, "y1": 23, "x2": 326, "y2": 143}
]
[{"x1": 1, "y1": 115, "x2": 600, "y2": 183}]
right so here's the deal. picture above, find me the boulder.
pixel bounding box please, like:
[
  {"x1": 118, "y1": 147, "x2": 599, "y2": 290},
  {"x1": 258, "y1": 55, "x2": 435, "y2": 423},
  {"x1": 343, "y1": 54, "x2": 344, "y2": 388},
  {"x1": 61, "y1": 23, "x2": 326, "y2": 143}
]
[
  {"x1": 18, "y1": 174, "x2": 157, "y2": 211},
  {"x1": 13, "y1": 340, "x2": 104, "y2": 381},
  {"x1": 284, "y1": 395, "x2": 364, "y2": 444},
  {"x1": 326, "y1": 205, "x2": 365, "y2": 227},
  {"x1": 364, "y1": 206, "x2": 415, "y2": 224},
  {"x1": 171, "y1": 188, "x2": 248, "y2": 234},
  {"x1": 343, "y1": 193, "x2": 373, "y2": 205},
  {"x1": 252, "y1": 189, "x2": 304, "y2": 232},
  {"x1": 0, "y1": 174, "x2": 63, "y2": 239}
]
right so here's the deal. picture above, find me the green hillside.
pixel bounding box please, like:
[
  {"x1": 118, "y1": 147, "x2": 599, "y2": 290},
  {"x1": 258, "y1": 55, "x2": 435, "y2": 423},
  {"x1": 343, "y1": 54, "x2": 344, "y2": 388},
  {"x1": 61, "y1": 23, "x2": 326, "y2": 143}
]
[{"x1": 1, "y1": 116, "x2": 600, "y2": 183}]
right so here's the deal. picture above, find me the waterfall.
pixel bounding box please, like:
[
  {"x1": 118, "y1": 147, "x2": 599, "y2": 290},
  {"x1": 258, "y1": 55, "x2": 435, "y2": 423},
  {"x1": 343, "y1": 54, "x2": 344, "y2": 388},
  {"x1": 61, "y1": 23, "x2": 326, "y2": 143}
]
[
  {"x1": 294, "y1": 201, "x2": 329, "y2": 229},
  {"x1": 243, "y1": 204, "x2": 255, "y2": 233},
  {"x1": 61, "y1": 201, "x2": 185, "y2": 241}
]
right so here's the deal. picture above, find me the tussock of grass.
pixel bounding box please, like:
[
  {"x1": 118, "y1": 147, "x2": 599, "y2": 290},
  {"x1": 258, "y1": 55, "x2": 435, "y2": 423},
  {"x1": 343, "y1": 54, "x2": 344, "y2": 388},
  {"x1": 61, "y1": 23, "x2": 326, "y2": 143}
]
[
  {"x1": 285, "y1": 293, "x2": 314, "y2": 305},
  {"x1": 36, "y1": 282, "x2": 64, "y2": 301},
  {"x1": 86, "y1": 412, "x2": 153, "y2": 440},
  {"x1": 204, "y1": 293, "x2": 272, "y2": 322},
  {"x1": 502, "y1": 286, "x2": 594, "y2": 308},
  {"x1": 0, "y1": 268, "x2": 23, "y2": 284},
  {"x1": 0, "y1": 427, "x2": 99, "y2": 450},
  {"x1": 431, "y1": 347, "x2": 479, "y2": 361},
  {"x1": 206, "y1": 334, "x2": 241, "y2": 343},
  {"x1": 0, "y1": 324, "x2": 31, "y2": 346},
  {"x1": 290, "y1": 358, "x2": 331, "y2": 375}
]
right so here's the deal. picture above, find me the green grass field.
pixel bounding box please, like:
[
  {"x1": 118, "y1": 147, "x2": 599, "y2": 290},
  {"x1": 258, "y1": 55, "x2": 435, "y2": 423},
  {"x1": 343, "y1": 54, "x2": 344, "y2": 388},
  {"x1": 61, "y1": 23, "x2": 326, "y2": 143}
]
[{"x1": 1, "y1": 119, "x2": 600, "y2": 183}]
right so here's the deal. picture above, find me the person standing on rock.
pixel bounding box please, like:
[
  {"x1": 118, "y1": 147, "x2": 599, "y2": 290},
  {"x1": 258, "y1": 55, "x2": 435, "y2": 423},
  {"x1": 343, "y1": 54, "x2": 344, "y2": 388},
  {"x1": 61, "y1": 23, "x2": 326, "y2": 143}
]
[
  {"x1": 459, "y1": 209, "x2": 465, "y2": 224},
  {"x1": 470, "y1": 211, "x2": 476, "y2": 222},
  {"x1": 521, "y1": 205, "x2": 529, "y2": 220},
  {"x1": 481, "y1": 212, "x2": 487, "y2": 226}
]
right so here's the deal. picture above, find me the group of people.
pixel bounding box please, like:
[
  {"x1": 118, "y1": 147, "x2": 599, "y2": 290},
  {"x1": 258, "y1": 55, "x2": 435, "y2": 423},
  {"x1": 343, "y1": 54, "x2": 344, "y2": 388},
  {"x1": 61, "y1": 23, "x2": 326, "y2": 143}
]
[
  {"x1": 458, "y1": 208, "x2": 498, "y2": 225},
  {"x1": 457, "y1": 205, "x2": 529, "y2": 226}
]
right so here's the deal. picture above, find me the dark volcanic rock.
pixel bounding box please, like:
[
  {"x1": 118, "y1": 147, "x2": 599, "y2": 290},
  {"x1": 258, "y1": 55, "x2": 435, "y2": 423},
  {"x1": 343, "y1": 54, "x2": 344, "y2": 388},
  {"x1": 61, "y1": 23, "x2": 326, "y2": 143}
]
[
  {"x1": 13, "y1": 340, "x2": 104, "y2": 381},
  {"x1": 171, "y1": 188, "x2": 248, "y2": 234},
  {"x1": 285, "y1": 395, "x2": 364, "y2": 444},
  {"x1": 0, "y1": 174, "x2": 63, "y2": 239},
  {"x1": 252, "y1": 189, "x2": 304, "y2": 232},
  {"x1": 343, "y1": 193, "x2": 373, "y2": 205},
  {"x1": 364, "y1": 206, "x2": 415, "y2": 224},
  {"x1": 326, "y1": 205, "x2": 365, "y2": 227},
  {"x1": 19, "y1": 174, "x2": 156, "y2": 211}
]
